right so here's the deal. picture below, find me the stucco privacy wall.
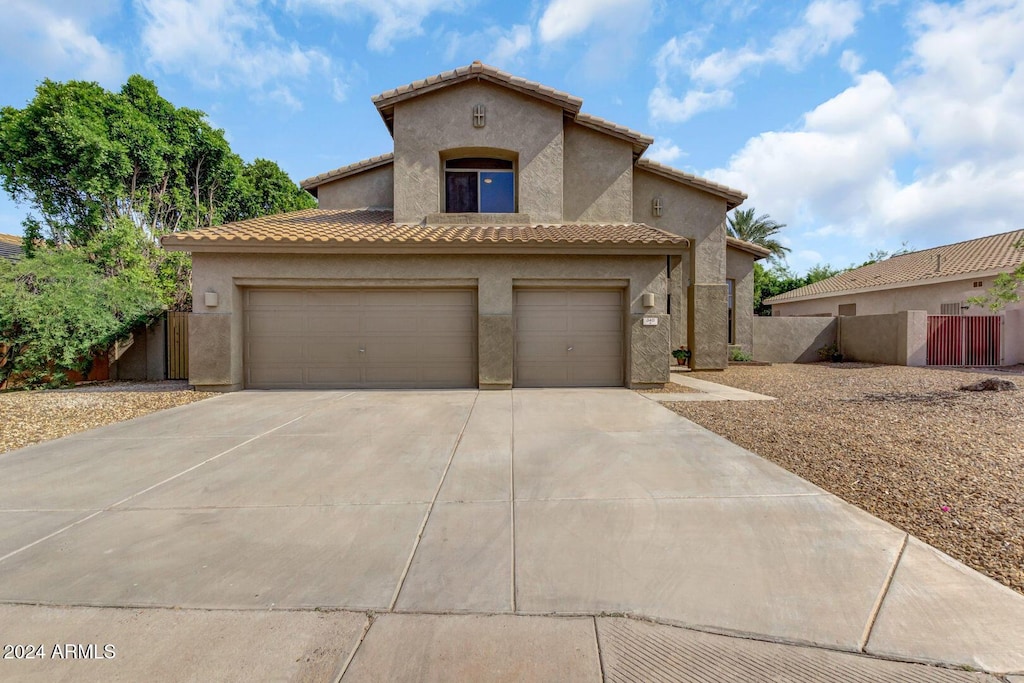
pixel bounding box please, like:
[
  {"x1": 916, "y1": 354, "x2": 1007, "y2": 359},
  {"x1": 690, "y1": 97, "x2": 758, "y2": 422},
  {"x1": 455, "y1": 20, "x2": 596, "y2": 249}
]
[
  {"x1": 562, "y1": 122, "x2": 632, "y2": 223},
  {"x1": 633, "y1": 168, "x2": 728, "y2": 369},
  {"x1": 839, "y1": 311, "x2": 927, "y2": 366},
  {"x1": 771, "y1": 277, "x2": 1008, "y2": 317},
  {"x1": 1004, "y1": 309, "x2": 1024, "y2": 365},
  {"x1": 753, "y1": 316, "x2": 837, "y2": 363},
  {"x1": 392, "y1": 81, "x2": 564, "y2": 223},
  {"x1": 110, "y1": 318, "x2": 167, "y2": 381},
  {"x1": 316, "y1": 164, "x2": 394, "y2": 210},
  {"x1": 726, "y1": 246, "x2": 756, "y2": 353},
  {"x1": 188, "y1": 252, "x2": 669, "y2": 390}
]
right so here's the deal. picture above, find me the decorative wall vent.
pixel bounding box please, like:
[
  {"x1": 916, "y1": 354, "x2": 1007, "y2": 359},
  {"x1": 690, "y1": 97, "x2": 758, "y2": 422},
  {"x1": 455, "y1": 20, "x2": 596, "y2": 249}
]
[
  {"x1": 652, "y1": 197, "x2": 663, "y2": 217},
  {"x1": 473, "y1": 104, "x2": 486, "y2": 128}
]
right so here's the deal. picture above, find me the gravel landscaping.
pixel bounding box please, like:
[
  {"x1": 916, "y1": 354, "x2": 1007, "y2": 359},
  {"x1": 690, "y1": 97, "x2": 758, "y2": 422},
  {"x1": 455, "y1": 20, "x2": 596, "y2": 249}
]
[
  {"x1": 0, "y1": 382, "x2": 217, "y2": 454},
  {"x1": 664, "y1": 363, "x2": 1024, "y2": 595}
]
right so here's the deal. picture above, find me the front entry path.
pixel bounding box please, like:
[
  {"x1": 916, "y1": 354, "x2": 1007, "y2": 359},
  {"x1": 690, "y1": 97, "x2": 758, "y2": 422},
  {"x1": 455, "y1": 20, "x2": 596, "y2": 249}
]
[{"x1": 0, "y1": 389, "x2": 1022, "y2": 681}]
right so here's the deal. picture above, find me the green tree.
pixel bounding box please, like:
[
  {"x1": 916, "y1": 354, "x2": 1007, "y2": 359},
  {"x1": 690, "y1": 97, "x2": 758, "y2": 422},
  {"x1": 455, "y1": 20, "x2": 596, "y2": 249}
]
[
  {"x1": 0, "y1": 237, "x2": 162, "y2": 388},
  {"x1": 0, "y1": 75, "x2": 313, "y2": 307},
  {"x1": 727, "y1": 208, "x2": 791, "y2": 260}
]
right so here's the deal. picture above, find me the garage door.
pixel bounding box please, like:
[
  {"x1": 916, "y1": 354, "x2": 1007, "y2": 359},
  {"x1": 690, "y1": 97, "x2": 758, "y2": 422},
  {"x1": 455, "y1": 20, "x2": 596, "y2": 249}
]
[
  {"x1": 514, "y1": 288, "x2": 624, "y2": 387},
  {"x1": 244, "y1": 288, "x2": 476, "y2": 389}
]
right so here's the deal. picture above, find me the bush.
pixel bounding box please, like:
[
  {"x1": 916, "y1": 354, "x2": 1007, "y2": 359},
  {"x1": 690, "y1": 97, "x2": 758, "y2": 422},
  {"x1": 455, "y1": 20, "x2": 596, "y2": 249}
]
[
  {"x1": 0, "y1": 240, "x2": 162, "y2": 388},
  {"x1": 729, "y1": 347, "x2": 753, "y2": 362}
]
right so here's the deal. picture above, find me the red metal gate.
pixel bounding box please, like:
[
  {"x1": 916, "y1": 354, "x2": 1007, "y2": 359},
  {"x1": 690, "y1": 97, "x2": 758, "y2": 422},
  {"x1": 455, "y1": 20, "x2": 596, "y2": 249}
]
[{"x1": 926, "y1": 315, "x2": 1002, "y2": 366}]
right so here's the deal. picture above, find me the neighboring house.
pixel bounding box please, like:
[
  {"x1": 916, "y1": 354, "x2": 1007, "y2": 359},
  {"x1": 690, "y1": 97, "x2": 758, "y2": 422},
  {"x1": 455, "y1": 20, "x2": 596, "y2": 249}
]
[
  {"x1": 162, "y1": 62, "x2": 768, "y2": 391},
  {"x1": 0, "y1": 233, "x2": 23, "y2": 261},
  {"x1": 765, "y1": 230, "x2": 1024, "y2": 317}
]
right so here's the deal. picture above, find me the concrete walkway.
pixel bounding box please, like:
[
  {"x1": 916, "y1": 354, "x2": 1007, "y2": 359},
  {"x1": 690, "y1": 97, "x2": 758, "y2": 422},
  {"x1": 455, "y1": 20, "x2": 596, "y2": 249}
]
[
  {"x1": 0, "y1": 389, "x2": 1022, "y2": 681},
  {"x1": 642, "y1": 373, "x2": 778, "y2": 402}
]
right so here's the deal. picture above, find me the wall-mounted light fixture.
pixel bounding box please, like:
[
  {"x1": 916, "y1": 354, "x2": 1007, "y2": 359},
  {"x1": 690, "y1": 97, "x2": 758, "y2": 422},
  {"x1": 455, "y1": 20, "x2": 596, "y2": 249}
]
[
  {"x1": 641, "y1": 292, "x2": 656, "y2": 308},
  {"x1": 204, "y1": 291, "x2": 219, "y2": 308},
  {"x1": 473, "y1": 104, "x2": 486, "y2": 128},
  {"x1": 652, "y1": 197, "x2": 663, "y2": 217}
]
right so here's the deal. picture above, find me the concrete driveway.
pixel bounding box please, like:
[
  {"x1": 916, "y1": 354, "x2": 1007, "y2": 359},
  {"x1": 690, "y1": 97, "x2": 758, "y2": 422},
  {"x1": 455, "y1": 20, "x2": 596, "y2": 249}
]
[{"x1": 1, "y1": 388, "x2": 1023, "y2": 681}]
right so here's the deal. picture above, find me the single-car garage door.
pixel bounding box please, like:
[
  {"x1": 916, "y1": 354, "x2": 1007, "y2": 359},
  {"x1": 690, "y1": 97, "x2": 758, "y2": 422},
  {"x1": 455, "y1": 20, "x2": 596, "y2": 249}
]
[
  {"x1": 514, "y1": 288, "x2": 624, "y2": 387},
  {"x1": 244, "y1": 288, "x2": 476, "y2": 389}
]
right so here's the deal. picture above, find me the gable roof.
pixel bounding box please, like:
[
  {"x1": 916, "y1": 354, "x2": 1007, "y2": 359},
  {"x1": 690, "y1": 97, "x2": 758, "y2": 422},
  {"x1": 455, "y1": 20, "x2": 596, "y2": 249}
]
[
  {"x1": 765, "y1": 229, "x2": 1024, "y2": 304},
  {"x1": 300, "y1": 153, "x2": 393, "y2": 192},
  {"x1": 373, "y1": 61, "x2": 583, "y2": 134},
  {"x1": 572, "y1": 112, "x2": 653, "y2": 158},
  {"x1": 0, "y1": 233, "x2": 22, "y2": 261},
  {"x1": 727, "y1": 236, "x2": 772, "y2": 259},
  {"x1": 160, "y1": 209, "x2": 689, "y2": 254},
  {"x1": 635, "y1": 158, "x2": 747, "y2": 210}
]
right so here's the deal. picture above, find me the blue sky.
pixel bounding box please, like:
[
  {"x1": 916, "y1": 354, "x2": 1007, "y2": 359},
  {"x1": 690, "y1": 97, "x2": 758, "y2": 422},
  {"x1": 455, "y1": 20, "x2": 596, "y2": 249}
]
[{"x1": 1, "y1": 0, "x2": 1021, "y2": 274}]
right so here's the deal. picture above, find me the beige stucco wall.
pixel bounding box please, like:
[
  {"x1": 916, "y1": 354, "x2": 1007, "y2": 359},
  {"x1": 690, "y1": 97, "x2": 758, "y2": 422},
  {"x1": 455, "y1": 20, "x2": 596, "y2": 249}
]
[
  {"x1": 562, "y1": 122, "x2": 632, "y2": 222},
  {"x1": 632, "y1": 168, "x2": 729, "y2": 369},
  {"x1": 753, "y1": 316, "x2": 837, "y2": 363},
  {"x1": 726, "y1": 246, "x2": 756, "y2": 353},
  {"x1": 1004, "y1": 309, "x2": 1024, "y2": 365},
  {"x1": 189, "y1": 251, "x2": 671, "y2": 390},
  {"x1": 839, "y1": 310, "x2": 927, "y2": 366},
  {"x1": 771, "y1": 276, "x2": 1015, "y2": 317},
  {"x1": 315, "y1": 164, "x2": 394, "y2": 210},
  {"x1": 110, "y1": 318, "x2": 167, "y2": 381},
  {"x1": 392, "y1": 81, "x2": 564, "y2": 223}
]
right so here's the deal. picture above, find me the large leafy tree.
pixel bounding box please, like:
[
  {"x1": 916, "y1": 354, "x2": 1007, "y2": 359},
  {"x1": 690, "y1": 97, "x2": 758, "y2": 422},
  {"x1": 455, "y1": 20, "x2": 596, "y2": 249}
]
[
  {"x1": 727, "y1": 208, "x2": 790, "y2": 260},
  {"x1": 0, "y1": 75, "x2": 315, "y2": 307}
]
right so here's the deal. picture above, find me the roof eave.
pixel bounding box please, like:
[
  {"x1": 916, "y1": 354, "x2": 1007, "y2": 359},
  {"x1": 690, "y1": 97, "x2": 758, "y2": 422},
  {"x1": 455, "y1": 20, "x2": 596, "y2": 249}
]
[
  {"x1": 764, "y1": 266, "x2": 1019, "y2": 305},
  {"x1": 161, "y1": 240, "x2": 687, "y2": 256},
  {"x1": 300, "y1": 154, "x2": 394, "y2": 191},
  {"x1": 726, "y1": 236, "x2": 772, "y2": 259},
  {"x1": 635, "y1": 159, "x2": 747, "y2": 209}
]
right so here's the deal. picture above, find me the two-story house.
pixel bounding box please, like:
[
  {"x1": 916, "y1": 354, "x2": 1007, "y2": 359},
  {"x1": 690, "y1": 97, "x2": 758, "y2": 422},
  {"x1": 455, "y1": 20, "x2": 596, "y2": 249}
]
[{"x1": 162, "y1": 62, "x2": 768, "y2": 391}]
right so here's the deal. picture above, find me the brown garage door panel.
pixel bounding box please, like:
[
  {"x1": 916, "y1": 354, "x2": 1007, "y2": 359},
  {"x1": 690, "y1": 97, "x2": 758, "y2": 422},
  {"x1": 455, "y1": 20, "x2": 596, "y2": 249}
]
[
  {"x1": 514, "y1": 288, "x2": 625, "y2": 388},
  {"x1": 245, "y1": 288, "x2": 477, "y2": 389}
]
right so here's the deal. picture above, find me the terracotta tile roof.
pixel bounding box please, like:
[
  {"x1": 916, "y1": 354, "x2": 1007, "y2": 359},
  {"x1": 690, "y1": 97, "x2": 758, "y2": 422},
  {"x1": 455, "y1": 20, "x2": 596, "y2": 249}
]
[
  {"x1": 300, "y1": 153, "x2": 393, "y2": 191},
  {"x1": 726, "y1": 236, "x2": 772, "y2": 259},
  {"x1": 765, "y1": 229, "x2": 1024, "y2": 304},
  {"x1": 372, "y1": 62, "x2": 583, "y2": 121},
  {"x1": 0, "y1": 233, "x2": 22, "y2": 261},
  {"x1": 572, "y1": 112, "x2": 653, "y2": 156},
  {"x1": 160, "y1": 209, "x2": 688, "y2": 251},
  {"x1": 635, "y1": 158, "x2": 747, "y2": 210}
]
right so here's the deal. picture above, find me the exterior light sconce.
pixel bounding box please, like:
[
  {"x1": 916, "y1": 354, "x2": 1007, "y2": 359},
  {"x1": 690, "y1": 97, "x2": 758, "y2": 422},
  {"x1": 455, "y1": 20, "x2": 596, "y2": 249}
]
[
  {"x1": 204, "y1": 291, "x2": 219, "y2": 308},
  {"x1": 641, "y1": 292, "x2": 656, "y2": 308},
  {"x1": 652, "y1": 197, "x2": 663, "y2": 217},
  {"x1": 473, "y1": 104, "x2": 486, "y2": 128}
]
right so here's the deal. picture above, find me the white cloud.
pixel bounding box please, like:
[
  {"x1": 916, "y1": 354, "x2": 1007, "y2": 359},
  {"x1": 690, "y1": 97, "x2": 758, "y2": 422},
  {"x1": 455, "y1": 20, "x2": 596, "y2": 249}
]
[
  {"x1": 489, "y1": 25, "x2": 533, "y2": 66},
  {"x1": 285, "y1": 0, "x2": 463, "y2": 52},
  {"x1": 650, "y1": 0, "x2": 863, "y2": 122},
  {"x1": 538, "y1": 0, "x2": 649, "y2": 43},
  {"x1": 646, "y1": 138, "x2": 687, "y2": 164},
  {"x1": 705, "y1": 0, "x2": 1024, "y2": 258},
  {"x1": 839, "y1": 49, "x2": 863, "y2": 75},
  {"x1": 138, "y1": 0, "x2": 330, "y2": 105},
  {"x1": 0, "y1": 0, "x2": 123, "y2": 84}
]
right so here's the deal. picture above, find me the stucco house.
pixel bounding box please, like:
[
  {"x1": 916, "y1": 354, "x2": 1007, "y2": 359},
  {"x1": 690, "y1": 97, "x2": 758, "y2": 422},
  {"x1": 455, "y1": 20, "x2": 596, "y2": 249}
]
[
  {"x1": 162, "y1": 62, "x2": 768, "y2": 391},
  {"x1": 765, "y1": 230, "x2": 1024, "y2": 318}
]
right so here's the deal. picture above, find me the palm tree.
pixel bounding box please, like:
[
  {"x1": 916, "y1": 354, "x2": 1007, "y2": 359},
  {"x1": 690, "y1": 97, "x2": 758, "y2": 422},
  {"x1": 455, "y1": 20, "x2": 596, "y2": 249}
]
[{"x1": 727, "y1": 208, "x2": 790, "y2": 260}]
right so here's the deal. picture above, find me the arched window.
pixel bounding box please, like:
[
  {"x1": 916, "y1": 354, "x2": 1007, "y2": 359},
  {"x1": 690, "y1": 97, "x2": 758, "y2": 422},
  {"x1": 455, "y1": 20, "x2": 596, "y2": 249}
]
[{"x1": 444, "y1": 157, "x2": 515, "y2": 213}]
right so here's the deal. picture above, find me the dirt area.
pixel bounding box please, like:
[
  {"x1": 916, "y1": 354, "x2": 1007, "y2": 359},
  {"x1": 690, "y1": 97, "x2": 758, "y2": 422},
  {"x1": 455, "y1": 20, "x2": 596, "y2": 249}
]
[
  {"x1": 665, "y1": 363, "x2": 1024, "y2": 595},
  {"x1": 1, "y1": 381, "x2": 217, "y2": 453}
]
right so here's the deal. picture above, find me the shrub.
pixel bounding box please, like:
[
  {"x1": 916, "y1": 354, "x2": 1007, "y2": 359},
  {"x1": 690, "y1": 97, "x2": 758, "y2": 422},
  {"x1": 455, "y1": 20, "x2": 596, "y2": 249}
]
[{"x1": 729, "y1": 347, "x2": 753, "y2": 362}]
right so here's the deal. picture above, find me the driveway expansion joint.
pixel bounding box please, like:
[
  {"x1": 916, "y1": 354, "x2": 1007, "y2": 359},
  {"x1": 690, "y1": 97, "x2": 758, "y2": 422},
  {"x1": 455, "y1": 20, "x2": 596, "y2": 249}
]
[
  {"x1": 860, "y1": 533, "x2": 909, "y2": 652},
  {"x1": 387, "y1": 392, "x2": 480, "y2": 611}
]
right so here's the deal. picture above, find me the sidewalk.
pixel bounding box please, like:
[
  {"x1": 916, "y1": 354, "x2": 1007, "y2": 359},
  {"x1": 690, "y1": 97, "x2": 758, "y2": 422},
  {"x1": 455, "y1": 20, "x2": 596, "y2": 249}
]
[{"x1": 641, "y1": 372, "x2": 778, "y2": 402}]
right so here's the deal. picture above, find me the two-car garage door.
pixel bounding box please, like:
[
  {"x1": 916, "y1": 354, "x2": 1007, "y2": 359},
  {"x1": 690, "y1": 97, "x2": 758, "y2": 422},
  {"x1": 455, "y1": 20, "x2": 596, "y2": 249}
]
[{"x1": 244, "y1": 288, "x2": 476, "y2": 389}]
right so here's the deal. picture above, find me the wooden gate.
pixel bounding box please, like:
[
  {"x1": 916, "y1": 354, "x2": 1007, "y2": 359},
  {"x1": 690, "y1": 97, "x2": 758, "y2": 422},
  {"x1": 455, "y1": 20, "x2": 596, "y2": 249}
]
[
  {"x1": 167, "y1": 312, "x2": 189, "y2": 379},
  {"x1": 926, "y1": 315, "x2": 1002, "y2": 366}
]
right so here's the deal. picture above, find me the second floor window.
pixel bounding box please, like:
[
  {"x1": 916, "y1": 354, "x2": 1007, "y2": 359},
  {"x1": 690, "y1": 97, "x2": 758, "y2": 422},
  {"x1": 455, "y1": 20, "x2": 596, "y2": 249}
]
[{"x1": 444, "y1": 158, "x2": 515, "y2": 213}]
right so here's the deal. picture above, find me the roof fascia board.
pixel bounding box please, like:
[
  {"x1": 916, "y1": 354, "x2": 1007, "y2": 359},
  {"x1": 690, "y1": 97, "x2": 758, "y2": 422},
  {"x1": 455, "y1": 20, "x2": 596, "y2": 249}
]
[{"x1": 162, "y1": 242, "x2": 687, "y2": 256}]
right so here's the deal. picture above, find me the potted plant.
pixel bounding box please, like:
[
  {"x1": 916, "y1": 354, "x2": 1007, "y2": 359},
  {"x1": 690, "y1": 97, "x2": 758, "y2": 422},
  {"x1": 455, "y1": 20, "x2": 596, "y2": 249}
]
[{"x1": 671, "y1": 347, "x2": 691, "y2": 366}]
